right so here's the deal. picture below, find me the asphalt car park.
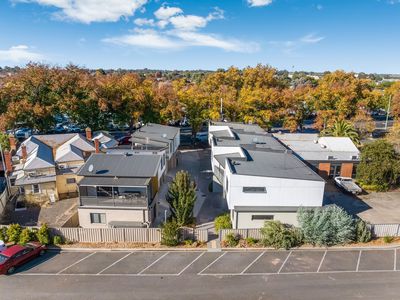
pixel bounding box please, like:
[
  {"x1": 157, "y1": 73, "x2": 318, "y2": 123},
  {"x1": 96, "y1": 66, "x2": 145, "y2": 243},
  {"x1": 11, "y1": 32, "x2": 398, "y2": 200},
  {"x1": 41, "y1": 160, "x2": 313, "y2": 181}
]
[{"x1": 10, "y1": 247, "x2": 399, "y2": 278}]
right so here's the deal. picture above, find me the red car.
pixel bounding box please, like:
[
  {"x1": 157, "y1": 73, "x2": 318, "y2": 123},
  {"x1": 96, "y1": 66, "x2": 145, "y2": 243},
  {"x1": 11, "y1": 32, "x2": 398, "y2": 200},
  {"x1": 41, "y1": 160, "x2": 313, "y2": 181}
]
[
  {"x1": 0, "y1": 242, "x2": 47, "y2": 275},
  {"x1": 118, "y1": 135, "x2": 132, "y2": 145}
]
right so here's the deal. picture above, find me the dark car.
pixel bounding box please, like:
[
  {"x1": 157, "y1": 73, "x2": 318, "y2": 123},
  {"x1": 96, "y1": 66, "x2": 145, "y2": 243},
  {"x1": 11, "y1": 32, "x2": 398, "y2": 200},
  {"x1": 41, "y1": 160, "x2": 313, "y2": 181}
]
[
  {"x1": 0, "y1": 242, "x2": 47, "y2": 275},
  {"x1": 118, "y1": 135, "x2": 132, "y2": 145}
]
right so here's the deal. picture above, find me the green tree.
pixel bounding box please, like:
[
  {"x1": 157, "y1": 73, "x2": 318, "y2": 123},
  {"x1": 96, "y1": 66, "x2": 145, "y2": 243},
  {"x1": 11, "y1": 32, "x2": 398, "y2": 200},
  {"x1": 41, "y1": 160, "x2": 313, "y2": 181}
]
[
  {"x1": 297, "y1": 205, "x2": 355, "y2": 246},
  {"x1": 321, "y1": 119, "x2": 360, "y2": 144},
  {"x1": 166, "y1": 171, "x2": 197, "y2": 226},
  {"x1": 214, "y1": 213, "x2": 232, "y2": 233},
  {"x1": 356, "y1": 140, "x2": 400, "y2": 191},
  {"x1": 355, "y1": 219, "x2": 372, "y2": 243},
  {"x1": 160, "y1": 220, "x2": 180, "y2": 246}
]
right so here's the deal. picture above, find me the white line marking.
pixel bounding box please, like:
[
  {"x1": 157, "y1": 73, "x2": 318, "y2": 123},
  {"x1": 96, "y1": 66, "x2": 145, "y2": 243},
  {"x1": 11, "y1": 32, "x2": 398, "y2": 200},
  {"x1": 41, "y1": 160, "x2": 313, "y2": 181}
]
[
  {"x1": 56, "y1": 252, "x2": 96, "y2": 275},
  {"x1": 96, "y1": 252, "x2": 133, "y2": 275},
  {"x1": 277, "y1": 251, "x2": 292, "y2": 274},
  {"x1": 137, "y1": 252, "x2": 169, "y2": 275},
  {"x1": 197, "y1": 252, "x2": 227, "y2": 275},
  {"x1": 317, "y1": 250, "x2": 327, "y2": 273},
  {"x1": 177, "y1": 252, "x2": 205, "y2": 276},
  {"x1": 240, "y1": 251, "x2": 265, "y2": 274},
  {"x1": 356, "y1": 250, "x2": 362, "y2": 272},
  {"x1": 394, "y1": 249, "x2": 397, "y2": 271}
]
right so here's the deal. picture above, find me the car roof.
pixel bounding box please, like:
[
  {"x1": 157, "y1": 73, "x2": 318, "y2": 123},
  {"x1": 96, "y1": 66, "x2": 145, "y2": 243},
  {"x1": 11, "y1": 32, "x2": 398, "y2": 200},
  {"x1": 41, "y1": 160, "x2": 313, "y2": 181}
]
[{"x1": 1, "y1": 244, "x2": 25, "y2": 257}]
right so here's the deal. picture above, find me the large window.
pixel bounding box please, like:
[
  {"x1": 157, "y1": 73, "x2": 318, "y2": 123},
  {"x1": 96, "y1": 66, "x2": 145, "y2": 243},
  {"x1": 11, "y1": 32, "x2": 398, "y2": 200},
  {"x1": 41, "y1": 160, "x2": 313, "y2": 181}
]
[
  {"x1": 251, "y1": 215, "x2": 274, "y2": 221},
  {"x1": 90, "y1": 213, "x2": 106, "y2": 224},
  {"x1": 243, "y1": 186, "x2": 266, "y2": 193},
  {"x1": 32, "y1": 184, "x2": 40, "y2": 194}
]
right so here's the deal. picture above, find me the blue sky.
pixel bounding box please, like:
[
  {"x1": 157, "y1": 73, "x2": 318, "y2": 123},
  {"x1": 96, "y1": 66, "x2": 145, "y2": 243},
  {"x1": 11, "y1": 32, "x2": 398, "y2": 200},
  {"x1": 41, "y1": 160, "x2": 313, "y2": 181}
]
[{"x1": 0, "y1": 0, "x2": 399, "y2": 72}]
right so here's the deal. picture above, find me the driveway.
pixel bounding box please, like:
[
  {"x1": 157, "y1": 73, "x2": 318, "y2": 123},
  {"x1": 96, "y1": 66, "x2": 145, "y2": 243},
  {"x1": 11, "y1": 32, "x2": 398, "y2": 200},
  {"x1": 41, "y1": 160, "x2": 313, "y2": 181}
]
[
  {"x1": 324, "y1": 182, "x2": 400, "y2": 223},
  {"x1": 154, "y1": 148, "x2": 226, "y2": 228}
]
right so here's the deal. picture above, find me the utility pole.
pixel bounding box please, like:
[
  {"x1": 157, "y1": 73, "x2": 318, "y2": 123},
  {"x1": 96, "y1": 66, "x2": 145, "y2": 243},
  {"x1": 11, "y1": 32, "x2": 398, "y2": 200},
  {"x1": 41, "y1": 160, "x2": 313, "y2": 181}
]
[{"x1": 385, "y1": 94, "x2": 392, "y2": 131}]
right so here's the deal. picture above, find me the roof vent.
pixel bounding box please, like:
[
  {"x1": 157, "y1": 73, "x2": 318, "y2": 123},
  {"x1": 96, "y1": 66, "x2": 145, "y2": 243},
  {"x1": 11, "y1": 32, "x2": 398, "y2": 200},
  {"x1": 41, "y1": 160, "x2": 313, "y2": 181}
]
[
  {"x1": 313, "y1": 139, "x2": 318, "y2": 144},
  {"x1": 327, "y1": 155, "x2": 335, "y2": 160},
  {"x1": 162, "y1": 133, "x2": 167, "y2": 138},
  {"x1": 320, "y1": 144, "x2": 327, "y2": 149},
  {"x1": 351, "y1": 155, "x2": 358, "y2": 160}
]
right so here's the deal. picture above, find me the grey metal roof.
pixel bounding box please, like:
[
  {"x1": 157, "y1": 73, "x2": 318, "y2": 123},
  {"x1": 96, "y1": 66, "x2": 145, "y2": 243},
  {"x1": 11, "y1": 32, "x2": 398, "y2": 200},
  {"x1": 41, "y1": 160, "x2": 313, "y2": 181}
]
[
  {"x1": 212, "y1": 130, "x2": 232, "y2": 138},
  {"x1": 213, "y1": 132, "x2": 285, "y2": 151},
  {"x1": 130, "y1": 134, "x2": 170, "y2": 146},
  {"x1": 14, "y1": 174, "x2": 56, "y2": 186},
  {"x1": 137, "y1": 123, "x2": 179, "y2": 140},
  {"x1": 214, "y1": 152, "x2": 242, "y2": 167},
  {"x1": 79, "y1": 176, "x2": 151, "y2": 187},
  {"x1": 78, "y1": 153, "x2": 161, "y2": 178},
  {"x1": 228, "y1": 148, "x2": 324, "y2": 182},
  {"x1": 211, "y1": 121, "x2": 266, "y2": 134}
]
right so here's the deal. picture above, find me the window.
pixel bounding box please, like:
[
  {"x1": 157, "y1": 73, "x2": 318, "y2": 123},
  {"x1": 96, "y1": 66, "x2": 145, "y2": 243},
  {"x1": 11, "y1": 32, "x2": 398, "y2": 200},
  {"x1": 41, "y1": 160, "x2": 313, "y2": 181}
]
[
  {"x1": 90, "y1": 213, "x2": 106, "y2": 224},
  {"x1": 32, "y1": 184, "x2": 40, "y2": 194},
  {"x1": 66, "y1": 178, "x2": 76, "y2": 184},
  {"x1": 243, "y1": 187, "x2": 266, "y2": 193},
  {"x1": 251, "y1": 215, "x2": 274, "y2": 221}
]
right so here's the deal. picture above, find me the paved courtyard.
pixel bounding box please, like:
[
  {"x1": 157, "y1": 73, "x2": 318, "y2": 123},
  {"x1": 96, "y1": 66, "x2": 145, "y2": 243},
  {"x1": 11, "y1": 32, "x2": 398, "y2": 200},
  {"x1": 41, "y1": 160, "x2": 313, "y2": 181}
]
[{"x1": 11, "y1": 247, "x2": 400, "y2": 277}]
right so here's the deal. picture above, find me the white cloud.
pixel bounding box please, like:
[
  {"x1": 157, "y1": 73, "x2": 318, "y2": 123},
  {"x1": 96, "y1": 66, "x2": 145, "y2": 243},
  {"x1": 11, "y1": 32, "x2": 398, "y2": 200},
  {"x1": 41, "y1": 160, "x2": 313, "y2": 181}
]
[
  {"x1": 103, "y1": 5, "x2": 257, "y2": 53},
  {"x1": 0, "y1": 45, "x2": 43, "y2": 62},
  {"x1": 154, "y1": 6, "x2": 182, "y2": 20},
  {"x1": 300, "y1": 33, "x2": 325, "y2": 44},
  {"x1": 13, "y1": 0, "x2": 148, "y2": 23},
  {"x1": 103, "y1": 29, "x2": 181, "y2": 49},
  {"x1": 247, "y1": 0, "x2": 273, "y2": 7},
  {"x1": 134, "y1": 17, "x2": 155, "y2": 26}
]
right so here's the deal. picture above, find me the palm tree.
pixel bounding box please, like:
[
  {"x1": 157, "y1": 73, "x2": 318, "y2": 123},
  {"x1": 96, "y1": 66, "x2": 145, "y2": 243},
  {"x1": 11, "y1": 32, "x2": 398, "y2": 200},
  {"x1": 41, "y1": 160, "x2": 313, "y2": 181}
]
[{"x1": 321, "y1": 119, "x2": 360, "y2": 145}]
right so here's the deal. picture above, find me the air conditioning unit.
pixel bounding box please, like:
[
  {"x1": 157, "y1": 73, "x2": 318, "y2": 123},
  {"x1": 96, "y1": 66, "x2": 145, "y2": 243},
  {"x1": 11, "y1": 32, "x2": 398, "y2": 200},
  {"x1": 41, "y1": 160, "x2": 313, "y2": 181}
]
[
  {"x1": 327, "y1": 155, "x2": 335, "y2": 160},
  {"x1": 351, "y1": 155, "x2": 358, "y2": 160}
]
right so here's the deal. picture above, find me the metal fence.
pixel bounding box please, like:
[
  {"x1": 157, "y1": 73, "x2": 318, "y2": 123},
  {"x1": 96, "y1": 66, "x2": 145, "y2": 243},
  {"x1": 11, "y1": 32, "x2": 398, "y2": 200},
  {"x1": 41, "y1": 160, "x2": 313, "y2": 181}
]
[
  {"x1": 0, "y1": 188, "x2": 8, "y2": 217},
  {"x1": 49, "y1": 227, "x2": 209, "y2": 243},
  {"x1": 220, "y1": 224, "x2": 400, "y2": 241}
]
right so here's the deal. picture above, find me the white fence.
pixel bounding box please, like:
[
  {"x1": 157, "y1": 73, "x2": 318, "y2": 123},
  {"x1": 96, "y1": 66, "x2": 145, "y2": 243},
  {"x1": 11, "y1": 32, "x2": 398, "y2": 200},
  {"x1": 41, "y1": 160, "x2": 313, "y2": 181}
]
[{"x1": 220, "y1": 224, "x2": 400, "y2": 241}]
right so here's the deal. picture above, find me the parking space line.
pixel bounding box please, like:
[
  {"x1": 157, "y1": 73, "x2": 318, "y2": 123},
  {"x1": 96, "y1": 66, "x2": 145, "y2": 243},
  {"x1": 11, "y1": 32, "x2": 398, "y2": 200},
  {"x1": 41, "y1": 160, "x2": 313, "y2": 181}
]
[
  {"x1": 56, "y1": 252, "x2": 96, "y2": 275},
  {"x1": 277, "y1": 251, "x2": 292, "y2": 274},
  {"x1": 240, "y1": 251, "x2": 265, "y2": 274},
  {"x1": 317, "y1": 250, "x2": 327, "y2": 273},
  {"x1": 356, "y1": 250, "x2": 362, "y2": 272},
  {"x1": 394, "y1": 249, "x2": 397, "y2": 271},
  {"x1": 177, "y1": 252, "x2": 206, "y2": 275},
  {"x1": 96, "y1": 252, "x2": 133, "y2": 275},
  {"x1": 137, "y1": 252, "x2": 170, "y2": 275},
  {"x1": 197, "y1": 252, "x2": 227, "y2": 275}
]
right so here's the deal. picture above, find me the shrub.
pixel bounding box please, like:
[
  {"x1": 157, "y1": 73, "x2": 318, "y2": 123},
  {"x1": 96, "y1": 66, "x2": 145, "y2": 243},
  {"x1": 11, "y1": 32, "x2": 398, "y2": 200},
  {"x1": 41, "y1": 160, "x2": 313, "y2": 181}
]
[
  {"x1": 355, "y1": 219, "x2": 372, "y2": 243},
  {"x1": 383, "y1": 236, "x2": 394, "y2": 243},
  {"x1": 214, "y1": 213, "x2": 232, "y2": 233},
  {"x1": 19, "y1": 228, "x2": 35, "y2": 245},
  {"x1": 53, "y1": 235, "x2": 64, "y2": 245},
  {"x1": 297, "y1": 205, "x2": 355, "y2": 246},
  {"x1": 224, "y1": 233, "x2": 240, "y2": 247},
  {"x1": 183, "y1": 239, "x2": 193, "y2": 246},
  {"x1": 160, "y1": 220, "x2": 180, "y2": 246},
  {"x1": 261, "y1": 221, "x2": 302, "y2": 250},
  {"x1": 36, "y1": 224, "x2": 50, "y2": 245},
  {"x1": 7, "y1": 224, "x2": 22, "y2": 243},
  {"x1": 245, "y1": 237, "x2": 258, "y2": 246},
  {"x1": 0, "y1": 227, "x2": 7, "y2": 242}
]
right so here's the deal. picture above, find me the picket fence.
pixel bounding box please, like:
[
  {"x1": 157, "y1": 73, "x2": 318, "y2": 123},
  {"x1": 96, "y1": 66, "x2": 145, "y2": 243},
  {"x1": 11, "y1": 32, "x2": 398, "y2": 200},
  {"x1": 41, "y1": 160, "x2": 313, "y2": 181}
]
[{"x1": 219, "y1": 224, "x2": 400, "y2": 241}]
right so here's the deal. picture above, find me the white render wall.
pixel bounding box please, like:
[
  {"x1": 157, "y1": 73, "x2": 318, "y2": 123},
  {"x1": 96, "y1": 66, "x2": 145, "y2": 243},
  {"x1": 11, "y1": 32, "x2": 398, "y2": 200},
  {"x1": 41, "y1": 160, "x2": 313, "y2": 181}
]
[
  {"x1": 234, "y1": 211, "x2": 299, "y2": 229},
  {"x1": 225, "y1": 172, "x2": 324, "y2": 210},
  {"x1": 78, "y1": 208, "x2": 148, "y2": 228}
]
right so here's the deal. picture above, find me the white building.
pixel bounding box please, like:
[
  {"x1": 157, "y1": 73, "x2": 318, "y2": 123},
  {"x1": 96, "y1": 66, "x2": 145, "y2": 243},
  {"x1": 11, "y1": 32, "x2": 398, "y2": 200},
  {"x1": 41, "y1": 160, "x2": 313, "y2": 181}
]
[{"x1": 209, "y1": 122, "x2": 325, "y2": 229}]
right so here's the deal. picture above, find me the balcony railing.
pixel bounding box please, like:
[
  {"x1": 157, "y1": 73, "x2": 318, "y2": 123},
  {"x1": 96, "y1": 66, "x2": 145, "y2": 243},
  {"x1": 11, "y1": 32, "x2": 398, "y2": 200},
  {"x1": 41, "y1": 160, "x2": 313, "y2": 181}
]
[{"x1": 80, "y1": 195, "x2": 148, "y2": 208}]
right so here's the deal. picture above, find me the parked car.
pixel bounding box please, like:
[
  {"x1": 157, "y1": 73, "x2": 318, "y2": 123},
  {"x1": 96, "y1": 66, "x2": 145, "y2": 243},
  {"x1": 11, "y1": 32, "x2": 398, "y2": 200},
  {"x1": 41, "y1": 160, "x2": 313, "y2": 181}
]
[
  {"x1": 65, "y1": 124, "x2": 81, "y2": 133},
  {"x1": 0, "y1": 242, "x2": 47, "y2": 275},
  {"x1": 118, "y1": 135, "x2": 132, "y2": 146},
  {"x1": 54, "y1": 124, "x2": 66, "y2": 134},
  {"x1": 15, "y1": 128, "x2": 32, "y2": 139},
  {"x1": 195, "y1": 132, "x2": 208, "y2": 142},
  {"x1": 334, "y1": 177, "x2": 362, "y2": 195}
]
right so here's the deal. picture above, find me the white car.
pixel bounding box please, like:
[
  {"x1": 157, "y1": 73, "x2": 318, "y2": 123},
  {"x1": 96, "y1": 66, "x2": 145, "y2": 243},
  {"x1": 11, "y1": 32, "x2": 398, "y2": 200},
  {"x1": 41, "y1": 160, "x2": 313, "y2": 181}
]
[{"x1": 334, "y1": 177, "x2": 362, "y2": 195}]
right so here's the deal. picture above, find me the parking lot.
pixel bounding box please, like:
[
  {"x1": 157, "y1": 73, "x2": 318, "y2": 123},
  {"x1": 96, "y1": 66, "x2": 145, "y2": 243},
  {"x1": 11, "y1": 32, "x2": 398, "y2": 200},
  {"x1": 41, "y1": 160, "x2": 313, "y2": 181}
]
[{"x1": 13, "y1": 247, "x2": 400, "y2": 277}]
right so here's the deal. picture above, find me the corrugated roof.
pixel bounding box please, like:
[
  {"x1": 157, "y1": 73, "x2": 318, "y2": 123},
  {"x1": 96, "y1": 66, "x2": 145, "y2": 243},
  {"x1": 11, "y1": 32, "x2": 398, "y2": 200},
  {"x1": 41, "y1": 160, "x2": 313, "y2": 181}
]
[
  {"x1": 55, "y1": 143, "x2": 84, "y2": 163},
  {"x1": 92, "y1": 132, "x2": 118, "y2": 149},
  {"x1": 78, "y1": 153, "x2": 161, "y2": 178},
  {"x1": 138, "y1": 123, "x2": 179, "y2": 140},
  {"x1": 79, "y1": 176, "x2": 151, "y2": 186}
]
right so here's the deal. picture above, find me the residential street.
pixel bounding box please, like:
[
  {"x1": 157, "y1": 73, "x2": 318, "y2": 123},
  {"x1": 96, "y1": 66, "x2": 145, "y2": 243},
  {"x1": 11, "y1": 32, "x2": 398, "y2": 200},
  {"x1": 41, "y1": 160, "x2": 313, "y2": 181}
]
[{"x1": 2, "y1": 248, "x2": 400, "y2": 300}]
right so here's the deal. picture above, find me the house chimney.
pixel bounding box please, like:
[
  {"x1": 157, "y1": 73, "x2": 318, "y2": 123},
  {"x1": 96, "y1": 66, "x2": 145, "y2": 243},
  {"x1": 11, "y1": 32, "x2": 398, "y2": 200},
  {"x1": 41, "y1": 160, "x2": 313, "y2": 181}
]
[
  {"x1": 21, "y1": 144, "x2": 27, "y2": 160},
  {"x1": 9, "y1": 135, "x2": 16, "y2": 152},
  {"x1": 4, "y1": 150, "x2": 13, "y2": 174},
  {"x1": 94, "y1": 138, "x2": 100, "y2": 154},
  {"x1": 85, "y1": 127, "x2": 92, "y2": 140}
]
